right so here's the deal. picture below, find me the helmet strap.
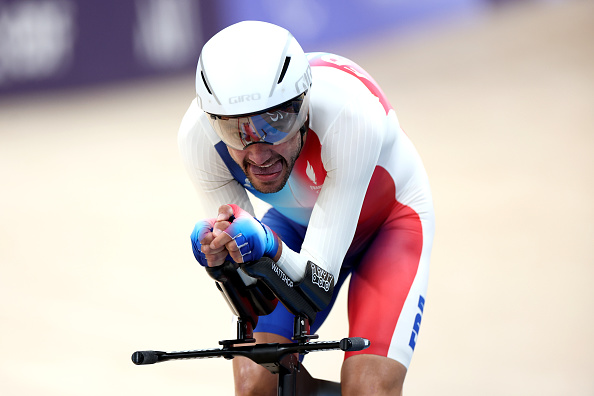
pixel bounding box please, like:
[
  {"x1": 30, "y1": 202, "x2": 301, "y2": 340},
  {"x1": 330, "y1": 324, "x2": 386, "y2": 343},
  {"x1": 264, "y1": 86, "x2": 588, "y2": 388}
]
[{"x1": 299, "y1": 117, "x2": 309, "y2": 151}]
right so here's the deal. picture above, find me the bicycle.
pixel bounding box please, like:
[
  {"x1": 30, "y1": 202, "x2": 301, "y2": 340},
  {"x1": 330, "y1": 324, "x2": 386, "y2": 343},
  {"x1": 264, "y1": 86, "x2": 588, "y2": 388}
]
[{"x1": 132, "y1": 257, "x2": 370, "y2": 395}]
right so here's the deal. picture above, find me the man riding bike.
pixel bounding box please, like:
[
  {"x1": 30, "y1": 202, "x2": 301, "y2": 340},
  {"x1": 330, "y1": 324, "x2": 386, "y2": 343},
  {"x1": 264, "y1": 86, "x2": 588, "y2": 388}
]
[{"x1": 178, "y1": 20, "x2": 435, "y2": 396}]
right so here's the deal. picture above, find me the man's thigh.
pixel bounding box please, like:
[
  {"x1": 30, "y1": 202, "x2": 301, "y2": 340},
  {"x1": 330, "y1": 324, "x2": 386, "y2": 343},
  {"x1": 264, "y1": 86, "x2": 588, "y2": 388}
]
[{"x1": 346, "y1": 201, "x2": 433, "y2": 369}]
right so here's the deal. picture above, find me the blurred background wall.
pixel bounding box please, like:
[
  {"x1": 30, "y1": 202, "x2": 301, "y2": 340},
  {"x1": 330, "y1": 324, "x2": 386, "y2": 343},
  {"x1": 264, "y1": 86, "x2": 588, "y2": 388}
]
[
  {"x1": 2, "y1": 1, "x2": 592, "y2": 395},
  {"x1": 0, "y1": 0, "x2": 513, "y2": 95}
]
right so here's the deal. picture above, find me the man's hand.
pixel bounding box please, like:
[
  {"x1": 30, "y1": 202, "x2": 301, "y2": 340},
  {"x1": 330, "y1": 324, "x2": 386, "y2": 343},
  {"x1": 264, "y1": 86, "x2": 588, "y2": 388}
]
[
  {"x1": 212, "y1": 204, "x2": 234, "y2": 238},
  {"x1": 190, "y1": 217, "x2": 231, "y2": 267},
  {"x1": 210, "y1": 204, "x2": 281, "y2": 263}
]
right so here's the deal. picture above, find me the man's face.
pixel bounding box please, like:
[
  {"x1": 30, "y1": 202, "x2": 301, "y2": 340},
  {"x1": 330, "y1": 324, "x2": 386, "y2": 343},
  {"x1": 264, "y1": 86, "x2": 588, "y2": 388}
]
[{"x1": 227, "y1": 130, "x2": 303, "y2": 194}]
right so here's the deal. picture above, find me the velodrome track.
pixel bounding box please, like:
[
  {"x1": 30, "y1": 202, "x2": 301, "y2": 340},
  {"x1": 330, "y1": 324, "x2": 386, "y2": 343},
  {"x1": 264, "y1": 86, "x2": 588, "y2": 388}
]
[{"x1": 1, "y1": 1, "x2": 592, "y2": 394}]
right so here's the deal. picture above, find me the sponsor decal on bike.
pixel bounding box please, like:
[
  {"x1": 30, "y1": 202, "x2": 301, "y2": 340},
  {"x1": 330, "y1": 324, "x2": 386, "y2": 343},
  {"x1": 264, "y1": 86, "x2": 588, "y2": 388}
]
[
  {"x1": 310, "y1": 262, "x2": 332, "y2": 292},
  {"x1": 271, "y1": 261, "x2": 293, "y2": 288}
]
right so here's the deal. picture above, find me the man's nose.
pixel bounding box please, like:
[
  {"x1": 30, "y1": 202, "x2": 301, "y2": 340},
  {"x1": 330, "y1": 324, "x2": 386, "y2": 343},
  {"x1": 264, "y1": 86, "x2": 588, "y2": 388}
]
[{"x1": 245, "y1": 143, "x2": 273, "y2": 165}]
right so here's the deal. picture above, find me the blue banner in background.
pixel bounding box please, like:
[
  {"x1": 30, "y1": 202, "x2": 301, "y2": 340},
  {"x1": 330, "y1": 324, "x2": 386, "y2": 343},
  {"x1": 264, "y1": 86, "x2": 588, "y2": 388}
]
[
  {"x1": 0, "y1": 0, "x2": 205, "y2": 94},
  {"x1": 206, "y1": 0, "x2": 486, "y2": 52},
  {"x1": 0, "y1": 0, "x2": 490, "y2": 95}
]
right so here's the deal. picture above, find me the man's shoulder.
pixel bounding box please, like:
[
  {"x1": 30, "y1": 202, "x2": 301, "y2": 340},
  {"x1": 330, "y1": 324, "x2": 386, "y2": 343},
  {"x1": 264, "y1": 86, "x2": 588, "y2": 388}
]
[
  {"x1": 308, "y1": 65, "x2": 389, "y2": 142},
  {"x1": 307, "y1": 52, "x2": 372, "y2": 87},
  {"x1": 178, "y1": 98, "x2": 221, "y2": 146}
]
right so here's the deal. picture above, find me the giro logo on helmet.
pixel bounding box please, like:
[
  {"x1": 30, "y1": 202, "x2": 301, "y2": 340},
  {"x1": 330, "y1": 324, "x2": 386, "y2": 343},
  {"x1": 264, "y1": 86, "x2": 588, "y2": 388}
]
[
  {"x1": 229, "y1": 93, "x2": 261, "y2": 104},
  {"x1": 294, "y1": 68, "x2": 312, "y2": 94}
]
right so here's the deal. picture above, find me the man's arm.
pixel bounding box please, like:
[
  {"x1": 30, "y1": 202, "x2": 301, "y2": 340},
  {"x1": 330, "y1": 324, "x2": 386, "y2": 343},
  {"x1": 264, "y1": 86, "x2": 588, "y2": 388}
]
[
  {"x1": 178, "y1": 100, "x2": 254, "y2": 217},
  {"x1": 281, "y1": 94, "x2": 386, "y2": 282},
  {"x1": 179, "y1": 101, "x2": 257, "y2": 286}
]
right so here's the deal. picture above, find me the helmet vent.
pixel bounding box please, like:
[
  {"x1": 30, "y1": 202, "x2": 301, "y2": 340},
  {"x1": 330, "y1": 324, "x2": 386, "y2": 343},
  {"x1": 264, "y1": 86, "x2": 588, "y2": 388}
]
[
  {"x1": 277, "y1": 56, "x2": 291, "y2": 84},
  {"x1": 201, "y1": 71, "x2": 213, "y2": 95}
]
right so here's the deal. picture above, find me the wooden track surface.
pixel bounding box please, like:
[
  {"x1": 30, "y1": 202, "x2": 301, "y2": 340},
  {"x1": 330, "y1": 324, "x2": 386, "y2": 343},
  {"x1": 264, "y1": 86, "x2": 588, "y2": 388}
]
[{"x1": 1, "y1": 1, "x2": 592, "y2": 394}]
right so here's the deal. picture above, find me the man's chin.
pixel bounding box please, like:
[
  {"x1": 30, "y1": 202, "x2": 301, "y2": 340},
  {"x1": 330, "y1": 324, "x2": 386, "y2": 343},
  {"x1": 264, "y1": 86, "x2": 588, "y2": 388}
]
[
  {"x1": 250, "y1": 179, "x2": 284, "y2": 194},
  {"x1": 248, "y1": 172, "x2": 289, "y2": 194},
  {"x1": 243, "y1": 156, "x2": 296, "y2": 194}
]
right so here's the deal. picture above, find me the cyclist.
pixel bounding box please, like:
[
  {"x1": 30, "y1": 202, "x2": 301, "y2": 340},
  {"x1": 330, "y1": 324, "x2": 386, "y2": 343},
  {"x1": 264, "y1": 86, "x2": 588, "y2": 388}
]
[{"x1": 178, "y1": 21, "x2": 435, "y2": 396}]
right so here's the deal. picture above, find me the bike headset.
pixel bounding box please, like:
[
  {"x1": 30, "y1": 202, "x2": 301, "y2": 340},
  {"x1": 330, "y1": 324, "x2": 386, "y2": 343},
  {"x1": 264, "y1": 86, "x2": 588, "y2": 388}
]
[{"x1": 195, "y1": 21, "x2": 312, "y2": 151}]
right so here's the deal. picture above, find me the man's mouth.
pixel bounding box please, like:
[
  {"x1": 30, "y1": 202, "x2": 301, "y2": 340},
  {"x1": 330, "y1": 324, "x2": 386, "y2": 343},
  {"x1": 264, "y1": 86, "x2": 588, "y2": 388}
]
[{"x1": 248, "y1": 160, "x2": 283, "y2": 180}]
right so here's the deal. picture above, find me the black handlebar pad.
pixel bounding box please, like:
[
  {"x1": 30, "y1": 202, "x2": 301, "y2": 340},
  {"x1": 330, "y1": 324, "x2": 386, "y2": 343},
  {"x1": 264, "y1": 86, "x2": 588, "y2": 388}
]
[
  {"x1": 299, "y1": 261, "x2": 335, "y2": 311},
  {"x1": 205, "y1": 261, "x2": 278, "y2": 328},
  {"x1": 240, "y1": 258, "x2": 334, "y2": 324}
]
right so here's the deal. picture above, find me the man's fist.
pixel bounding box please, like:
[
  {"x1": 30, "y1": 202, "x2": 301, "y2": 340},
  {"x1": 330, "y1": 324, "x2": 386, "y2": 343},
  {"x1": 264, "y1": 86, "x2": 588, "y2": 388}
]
[{"x1": 210, "y1": 204, "x2": 281, "y2": 263}]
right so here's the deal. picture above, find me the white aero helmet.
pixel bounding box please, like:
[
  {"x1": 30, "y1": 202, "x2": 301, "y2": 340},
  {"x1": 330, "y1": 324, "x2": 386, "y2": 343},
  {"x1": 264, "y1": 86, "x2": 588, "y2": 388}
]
[{"x1": 196, "y1": 21, "x2": 312, "y2": 150}]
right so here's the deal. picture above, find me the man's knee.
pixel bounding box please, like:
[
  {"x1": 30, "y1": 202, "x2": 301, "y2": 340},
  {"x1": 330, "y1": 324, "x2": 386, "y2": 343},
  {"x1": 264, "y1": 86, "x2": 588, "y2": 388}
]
[
  {"x1": 233, "y1": 356, "x2": 277, "y2": 396},
  {"x1": 341, "y1": 354, "x2": 407, "y2": 396}
]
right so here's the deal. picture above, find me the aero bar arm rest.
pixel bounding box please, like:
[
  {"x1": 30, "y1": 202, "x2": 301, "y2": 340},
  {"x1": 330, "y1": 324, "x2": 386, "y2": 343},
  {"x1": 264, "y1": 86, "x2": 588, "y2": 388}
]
[
  {"x1": 240, "y1": 257, "x2": 335, "y2": 325},
  {"x1": 205, "y1": 261, "x2": 278, "y2": 329}
]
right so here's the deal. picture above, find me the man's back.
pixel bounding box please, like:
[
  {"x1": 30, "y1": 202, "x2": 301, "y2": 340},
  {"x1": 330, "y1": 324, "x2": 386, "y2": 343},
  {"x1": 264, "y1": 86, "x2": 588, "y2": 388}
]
[{"x1": 179, "y1": 51, "x2": 431, "y2": 279}]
